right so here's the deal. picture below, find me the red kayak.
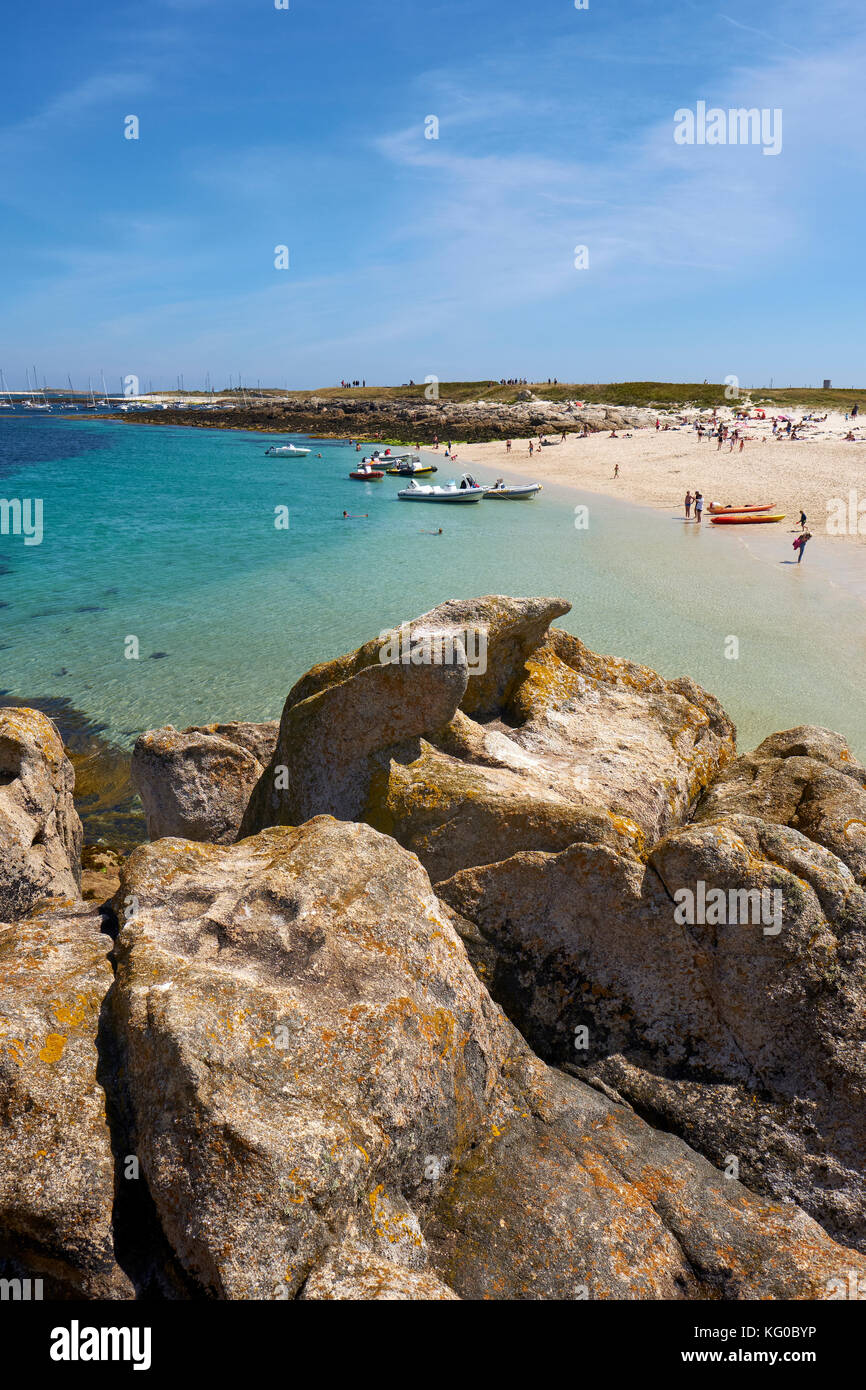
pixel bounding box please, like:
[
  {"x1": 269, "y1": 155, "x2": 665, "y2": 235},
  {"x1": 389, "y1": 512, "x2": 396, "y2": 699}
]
[
  {"x1": 711, "y1": 512, "x2": 786, "y2": 525},
  {"x1": 708, "y1": 503, "x2": 775, "y2": 515},
  {"x1": 349, "y1": 469, "x2": 384, "y2": 480}
]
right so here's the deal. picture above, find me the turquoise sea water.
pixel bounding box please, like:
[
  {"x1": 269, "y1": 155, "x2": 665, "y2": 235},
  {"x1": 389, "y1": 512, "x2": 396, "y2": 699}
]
[{"x1": 1, "y1": 413, "x2": 865, "y2": 761}]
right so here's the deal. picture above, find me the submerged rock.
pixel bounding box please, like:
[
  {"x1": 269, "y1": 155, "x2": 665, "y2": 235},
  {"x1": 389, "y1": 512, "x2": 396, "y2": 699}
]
[
  {"x1": 0, "y1": 706, "x2": 82, "y2": 919},
  {"x1": 108, "y1": 818, "x2": 865, "y2": 1299},
  {"x1": 0, "y1": 900, "x2": 131, "y2": 1297},
  {"x1": 131, "y1": 720, "x2": 279, "y2": 844}
]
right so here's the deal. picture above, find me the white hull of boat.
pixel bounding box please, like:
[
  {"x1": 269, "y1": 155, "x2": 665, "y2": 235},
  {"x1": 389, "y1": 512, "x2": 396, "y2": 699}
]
[
  {"x1": 265, "y1": 445, "x2": 311, "y2": 456},
  {"x1": 483, "y1": 483, "x2": 542, "y2": 499},
  {"x1": 398, "y1": 482, "x2": 484, "y2": 503}
]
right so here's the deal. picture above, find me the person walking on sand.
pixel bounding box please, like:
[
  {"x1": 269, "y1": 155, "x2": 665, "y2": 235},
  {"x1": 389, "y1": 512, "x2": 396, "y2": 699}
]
[
  {"x1": 738, "y1": 437, "x2": 745, "y2": 452},
  {"x1": 799, "y1": 510, "x2": 807, "y2": 531},
  {"x1": 685, "y1": 490, "x2": 693, "y2": 518},
  {"x1": 613, "y1": 463, "x2": 619, "y2": 478},
  {"x1": 528, "y1": 441, "x2": 534, "y2": 455},
  {"x1": 694, "y1": 492, "x2": 704, "y2": 523}
]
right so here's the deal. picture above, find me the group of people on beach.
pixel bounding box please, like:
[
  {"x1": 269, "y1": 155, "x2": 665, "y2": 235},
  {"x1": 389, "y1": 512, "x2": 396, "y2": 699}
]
[
  {"x1": 682, "y1": 492, "x2": 813, "y2": 562},
  {"x1": 684, "y1": 490, "x2": 704, "y2": 522}
]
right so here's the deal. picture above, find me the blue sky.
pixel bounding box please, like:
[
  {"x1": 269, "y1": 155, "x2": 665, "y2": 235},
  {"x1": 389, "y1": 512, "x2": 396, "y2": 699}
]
[{"x1": 1, "y1": 0, "x2": 864, "y2": 389}]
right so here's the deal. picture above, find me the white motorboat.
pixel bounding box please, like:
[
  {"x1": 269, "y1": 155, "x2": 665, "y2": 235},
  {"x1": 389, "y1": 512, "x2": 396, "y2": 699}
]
[
  {"x1": 397, "y1": 475, "x2": 485, "y2": 503},
  {"x1": 483, "y1": 478, "x2": 543, "y2": 500},
  {"x1": 264, "y1": 444, "x2": 311, "y2": 457},
  {"x1": 387, "y1": 458, "x2": 437, "y2": 476},
  {"x1": 368, "y1": 449, "x2": 415, "y2": 464}
]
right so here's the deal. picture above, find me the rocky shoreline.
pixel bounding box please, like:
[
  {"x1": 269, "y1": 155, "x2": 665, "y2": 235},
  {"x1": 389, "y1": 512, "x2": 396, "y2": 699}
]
[
  {"x1": 2, "y1": 596, "x2": 865, "y2": 1299},
  {"x1": 107, "y1": 396, "x2": 651, "y2": 444}
]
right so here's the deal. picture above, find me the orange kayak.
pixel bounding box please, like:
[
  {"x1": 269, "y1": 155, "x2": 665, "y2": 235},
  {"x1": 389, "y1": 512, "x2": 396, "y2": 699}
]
[
  {"x1": 708, "y1": 503, "x2": 775, "y2": 514},
  {"x1": 711, "y1": 513, "x2": 786, "y2": 525}
]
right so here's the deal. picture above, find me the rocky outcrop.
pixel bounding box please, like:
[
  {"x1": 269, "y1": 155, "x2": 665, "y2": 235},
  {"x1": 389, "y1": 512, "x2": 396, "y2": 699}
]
[
  {"x1": 439, "y1": 811, "x2": 866, "y2": 1252},
  {"x1": 0, "y1": 707, "x2": 82, "y2": 919},
  {"x1": 114, "y1": 397, "x2": 656, "y2": 444},
  {"x1": 0, "y1": 900, "x2": 131, "y2": 1297},
  {"x1": 3, "y1": 595, "x2": 865, "y2": 1300},
  {"x1": 109, "y1": 818, "x2": 865, "y2": 1299},
  {"x1": 131, "y1": 720, "x2": 279, "y2": 844},
  {"x1": 694, "y1": 726, "x2": 866, "y2": 886},
  {"x1": 240, "y1": 596, "x2": 571, "y2": 836},
  {"x1": 242, "y1": 601, "x2": 735, "y2": 870}
]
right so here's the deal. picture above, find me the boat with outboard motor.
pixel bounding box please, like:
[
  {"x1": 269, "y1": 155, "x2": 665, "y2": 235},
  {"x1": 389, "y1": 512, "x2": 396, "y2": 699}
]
[
  {"x1": 397, "y1": 474, "x2": 485, "y2": 503},
  {"x1": 483, "y1": 477, "x2": 542, "y2": 500},
  {"x1": 349, "y1": 464, "x2": 384, "y2": 479},
  {"x1": 387, "y1": 459, "x2": 437, "y2": 476},
  {"x1": 264, "y1": 443, "x2": 311, "y2": 457}
]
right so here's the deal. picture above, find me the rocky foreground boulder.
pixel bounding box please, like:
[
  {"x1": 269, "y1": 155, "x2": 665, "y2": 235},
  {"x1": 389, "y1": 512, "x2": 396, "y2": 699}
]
[
  {"x1": 0, "y1": 900, "x2": 131, "y2": 1297},
  {"x1": 2, "y1": 596, "x2": 865, "y2": 1298},
  {"x1": 131, "y1": 720, "x2": 279, "y2": 844},
  {"x1": 108, "y1": 819, "x2": 865, "y2": 1299},
  {"x1": 240, "y1": 597, "x2": 736, "y2": 861},
  {"x1": 0, "y1": 706, "x2": 82, "y2": 919},
  {"x1": 439, "y1": 812, "x2": 866, "y2": 1252},
  {"x1": 694, "y1": 727, "x2": 866, "y2": 886}
]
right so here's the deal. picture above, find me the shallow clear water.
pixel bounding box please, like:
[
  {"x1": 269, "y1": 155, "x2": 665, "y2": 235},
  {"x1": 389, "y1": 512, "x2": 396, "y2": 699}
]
[{"x1": 1, "y1": 413, "x2": 864, "y2": 758}]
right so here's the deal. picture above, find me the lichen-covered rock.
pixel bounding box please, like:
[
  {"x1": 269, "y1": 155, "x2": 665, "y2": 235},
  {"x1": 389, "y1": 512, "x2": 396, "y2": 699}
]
[
  {"x1": 363, "y1": 740, "x2": 640, "y2": 882},
  {"x1": 439, "y1": 813, "x2": 866, "y2": 1252},
  {"x1": 131, "y1": 720, "x2": 279, "y2": 844},
  {"x1": 0, "y1": 900, "x2": 131, "y2": 1297},
  {"x1": 503, "y1": 628, "x2": 737, "y2": 846},
  {"x1": 240, "y1": 655, "x2": 468, "y2": 833},
  {"x1": 426, "y1": 1050, "x2": 865, "y2": 1301},
  {"x1": 695, "y1": 725, "x2": 866, "y2": 885},
  {"x1": 0, "y1": 706, "x2": 82, "y2": 919},
  {"x1": 283, "y1": 595, "x2": 571, "y2": 720},
  {"x1": 242, "y1": 599, "x2": 734, "y2": 874},
  {"x1": 109, "y1": 818, "x2": 866, "y2": 1299}
]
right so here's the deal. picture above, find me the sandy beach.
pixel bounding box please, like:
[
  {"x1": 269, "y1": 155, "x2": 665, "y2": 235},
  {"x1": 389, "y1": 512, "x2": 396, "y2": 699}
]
[{"x1": 459, "y1": 407, "x2": 866, "y2": 549}]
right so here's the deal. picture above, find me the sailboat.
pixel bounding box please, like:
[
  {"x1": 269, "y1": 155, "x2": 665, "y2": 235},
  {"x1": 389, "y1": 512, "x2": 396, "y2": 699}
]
[
  {"x1": 0, "y1": 369, "x2": 13, "y2": 408},
  {"x1": 24, "y1": 367, "x2": 51, "y2": 409}
]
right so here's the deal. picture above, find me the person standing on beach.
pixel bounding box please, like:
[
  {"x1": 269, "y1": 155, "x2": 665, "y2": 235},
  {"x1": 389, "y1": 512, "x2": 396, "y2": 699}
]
[
  {"x1": 529, "y1": 441, "x2": 534, "y2": 455},
  {"x1": 795, "y1": 531, "x2": 812, "y2": 563},
  {"x1": 685, "y1": 490, "x2": 693, "y2": 518},
  {"x1": 799, "y1": 510, "x2": 807, "y2": 530},
  {"x1": 506, "y1": 438, "x2": 512, "y2": 453},
  {"x1": 694, "y1": 492, "x2": 704, "y2": 523}
]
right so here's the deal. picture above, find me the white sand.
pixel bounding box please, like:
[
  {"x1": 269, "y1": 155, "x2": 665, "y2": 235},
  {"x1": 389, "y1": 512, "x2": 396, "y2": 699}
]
[{"x1": 457, "y1": 408, "x2": 866, "y2": 549}]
